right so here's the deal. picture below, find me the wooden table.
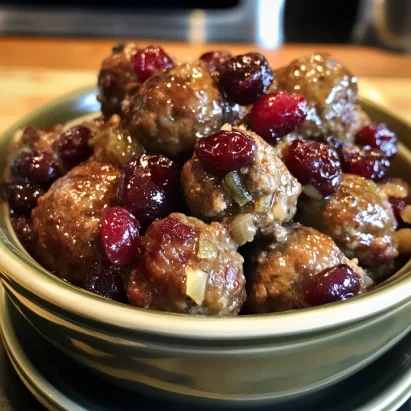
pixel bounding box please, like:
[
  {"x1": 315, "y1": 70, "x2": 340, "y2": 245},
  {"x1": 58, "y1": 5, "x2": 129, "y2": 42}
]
[{"x1": 1, "y1": 37, "x2": 411, "y2": 132}]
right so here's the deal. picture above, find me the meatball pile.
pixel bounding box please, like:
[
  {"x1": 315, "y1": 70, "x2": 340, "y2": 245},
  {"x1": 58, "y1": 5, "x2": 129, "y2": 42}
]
[{"x1": 4, "y1": 44, "x2": 410, "y2": 317}]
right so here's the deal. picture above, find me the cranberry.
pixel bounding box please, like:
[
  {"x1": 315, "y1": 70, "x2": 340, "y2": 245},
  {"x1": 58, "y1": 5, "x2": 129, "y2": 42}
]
[
  {"x1": 101, "y1": 206, "x2": 140, "y2": 267},
  {"x1": 194, "y1": 130, "x2": 256, "y2": 177},
  {"x1": 117, "y1": 154, "x2": 180, "y2": 229},
  {"x1": 55, "y1": 126, "x2": 92, "y2": 170},
  {"x1": 200, "y1": 50, "x2": 232, "y2": 74},
  {"x1": 11, "y1": 215, "x2": 34, "y2": 250},
  {"x1": 285, "y1": 140, "x2": 341, "y2": 197},
  {"x1": 355, "y1": 123, "x2": 397, "y2": 159},
  {"x1": 342, "y1": 147, "x2": 389, "y2": 182},
  {"x1": 131, "y1": 45, "x2": 174, "y2": 82},
  {"x1": 305, "y1": 264, "x2": 361, "y2": 307},
  {"x1": 219, "y1": 52, "x2": 273, "y2": 105},
  {"x1": 11, "y1": 150, "x2": 61, "y2": 188},
  {"x1": 82, "y1": 263, "x2": 127, "y2": 302},
  {"x1": 250, "y1": 92, "x2": 308, "y2": 144},
  {"x1": 7, "y1": 182, "x2": 44, "y2": 216}
]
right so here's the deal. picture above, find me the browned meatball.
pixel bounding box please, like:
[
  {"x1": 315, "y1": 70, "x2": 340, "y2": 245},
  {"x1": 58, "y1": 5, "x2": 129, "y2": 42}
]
[
  {"x1": 270, "y1": 52, "x2": 366, "y2": 143},
  {"x1": 9, "y1": 124, "x2": 63, "y2": 158},
  {"x1": 127, "y1": 213, "x2": 246, "y2": 315},
  {"x1": 181, "y1": 126, "x2": 301, "y2": 243},
  {"x1": 97, "y1": 43, "x2": 140, "y2": 118},
  {"x1": 127, "y1": 61, "x2": 240, "y2": 159},
  {"x1": 89, "y1": 115, "x2": 144, "y2": 167},
  {"x1": 247, "y1": 225, "x2": 368, "y2": 313},
  {"x1": 31, "y1": 162, "x2": 120, "y2": 284},
  {"x1": 298, "y1": 174, "x2": 398, "y2": 271}
]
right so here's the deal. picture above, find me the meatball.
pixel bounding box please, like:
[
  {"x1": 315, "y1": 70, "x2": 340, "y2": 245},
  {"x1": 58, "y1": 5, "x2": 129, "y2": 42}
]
[
  {"x1": 270, "y1": 52, "x2": 366, "y2": 143},
  {"x1": 90, "y1": 118, "x2": 144, "y2": 167},
  {"x1": 298, "y1": 174, "x2": 398, "y2": 270},
  {"x1": 247, "y1": 225, "x2": 368, "y2": 313},
  {"x1": 181, "y1": 126, "x2": 301, "y2": 242},
  {"x1": 127, "y1": 213, "x2": 246, "y2": 315},
  {"x1": 31, "y1": 162, "x2": 121, "y2": 284},
  {"x1": 97, "y1": 42, "x2": 140, "y2": 118},
  {"x1": 9, "y1": 125, "x2": 63, "y2": 160},
  {"x1": 127, "y1": 61, "x2": 239, "y2": 159}
]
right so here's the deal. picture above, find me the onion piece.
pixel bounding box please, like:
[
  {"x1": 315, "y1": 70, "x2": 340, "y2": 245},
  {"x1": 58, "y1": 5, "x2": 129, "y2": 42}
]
[
  {"x1": 197, "y1": 236, "x2": 218, "y2": 259},
  {"x1": 185, "y1": 266, "x2": 209, "y2": 305},
  {"x1": 302, "y1": 184, "x2": 323, "y2": 200},
  {"x1": 222, "y1": 172, "x2": 252, "y2": 206},
  {"x1": 89, "y1": 128, "x2": 109, "y2": 145},
  {"x1": 230, "y1": 213, "x2": 256, "y2": 245},
  {"x1": 400, "y1": 205, "x2": 411, "y2": 225},
  {"x1": 366, "y1": 180, "x2": 381, "y2": 197},
  {"x1": 255, "y1": 195, "x2": 273, "y2": 213}
]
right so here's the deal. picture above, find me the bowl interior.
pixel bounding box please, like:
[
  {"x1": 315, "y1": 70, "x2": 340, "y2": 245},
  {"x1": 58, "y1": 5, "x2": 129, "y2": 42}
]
[{"x1": 0, "y1": 87, "x2": 411, "y2": 339}]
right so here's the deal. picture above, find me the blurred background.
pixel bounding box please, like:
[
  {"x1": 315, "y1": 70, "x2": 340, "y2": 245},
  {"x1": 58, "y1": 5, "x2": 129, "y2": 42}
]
[{"x1": 0, "y1": 0, "x2": 410, "y2": 52}]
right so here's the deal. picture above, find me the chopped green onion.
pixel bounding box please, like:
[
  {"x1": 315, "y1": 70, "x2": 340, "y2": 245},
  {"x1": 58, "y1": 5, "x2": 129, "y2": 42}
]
[
  {"x1": 197, "y1": 236, "x2": 218, "y2": 259},
  {"x1": 222, "y1": 172, "x2": 252, "y2": 206}
]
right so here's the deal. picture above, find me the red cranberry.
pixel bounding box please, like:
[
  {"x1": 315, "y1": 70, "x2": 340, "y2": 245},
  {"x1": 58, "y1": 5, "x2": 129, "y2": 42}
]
[
  {"x1": 11, "y1": 150, "x2": 61, "y2": 188},
  {"x1": 285, "y1": 140, "x2": 341, "y2": 197},
  {"x1": 117, "y1": 154, "x2": 180, "y2": 229},
  {"x1": 153, "y1": 215, "x2": 195, "y2": 244},
  {"x1": 11, "y1": 215, "x2": 34, "y2": 250},
  {"x1": 305, "y1": 264, "x2": 361, "y2": 307},
  {"x1": 7, "y1": 182, "x2": 44, "y2": 216},
  {"x1": 82, "y1": 263, "x2": 127, "y2": 302},
  {"x1": 55, "y1": 126, "x2": 92, "y2": 170},
  {"x1": 194, "y1": 130, "x2": 256, "y2": 177},
  {"x1": 342, "y1": 146, "x2": 390, "y2": 182},
  {"x1": 101, "y1": 206, "x2": 141, "y2": 267},
  {"x1": 355, "y1": 123, "x2": 397, "y2": 159},
  {"x1": 131, "y1": 45, "x2": 174, "y2": 82},
  {"x1": 219, "y1": 52, "x2": 273, "y2": 105},
  {"x1": 200, "y1": 50, "x2": 232, "y2": 74},
  {"x1": 251, "y1": 92, "x2": 308, "y2": 144}
]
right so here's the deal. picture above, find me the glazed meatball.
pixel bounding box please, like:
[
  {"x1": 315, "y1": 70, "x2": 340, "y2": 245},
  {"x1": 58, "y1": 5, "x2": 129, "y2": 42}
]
[
  {"x1": 90, "y1": 118, "x2": 144, "y2": 167},
  {"x1": 127, "y1": 213, "x2": 246, "y2": 315},
  {"x1": 127, "y1": 61, "x2": 239, "y2": 159},
  {"x1": 247, "y1": 225, "x2": 368, "y2": 313},
  {"x1": 9, "y1": 125, "x2": 63, "y2": 159},
  {"x1": 181, "y1": 126, "x2": 301, "y2": 242},
  {"x1": 97, "y1": 43, "x2": 140, "y2": 118},
  {"x1": 270, "y1": 52, "x2": 366, "y2": 143},
  {"x1": 31, "y1": 162, "x2": 121, "y2": 284},
  {"x1": 298, "y1": 174, "x2": 398, "y2": 270}
]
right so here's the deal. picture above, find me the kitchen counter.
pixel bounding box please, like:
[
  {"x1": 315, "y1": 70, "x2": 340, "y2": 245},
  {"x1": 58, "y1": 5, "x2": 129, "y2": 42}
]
[{"x1": 1, "y1": 38, "x2": 411, "y2": 131}]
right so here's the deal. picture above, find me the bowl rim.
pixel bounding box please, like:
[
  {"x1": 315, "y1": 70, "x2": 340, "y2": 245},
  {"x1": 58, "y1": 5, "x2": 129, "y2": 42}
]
[{"x1": 1, "y1": 86, "x2": 411, "y2": 340}]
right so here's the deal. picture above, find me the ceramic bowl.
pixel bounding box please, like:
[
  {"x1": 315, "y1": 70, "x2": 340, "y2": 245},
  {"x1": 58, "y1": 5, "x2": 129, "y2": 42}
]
[{"x1": 1, "y1": 86, "x2": 411, "y2": 407}]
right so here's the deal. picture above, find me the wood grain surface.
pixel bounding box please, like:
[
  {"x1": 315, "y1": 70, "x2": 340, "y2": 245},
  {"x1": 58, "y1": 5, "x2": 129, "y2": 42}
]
[{"x1": 1, "y1": 37, "x2": 411, "y2": 131}]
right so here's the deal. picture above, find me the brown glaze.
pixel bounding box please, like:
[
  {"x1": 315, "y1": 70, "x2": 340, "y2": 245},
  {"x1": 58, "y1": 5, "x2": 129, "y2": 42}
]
[
  {"x1": 298, "y1": 174, "x2": 398, "y2": 272},
  {"x1": 270, "y1": 52, "x2": 367, "y2": 143},
  {"x1": 181, "y1": 126, "x2": 301, "y2": 239},
  {"x1": 31, "y1": 162, "x2": 120, "y2": 284},
  {"x1": 127, "y1": 213, "x2": 246, "y2": 315},
  {"x1": 97, "y1": 42, "x2": 141, "y2": 118},
  {"x1": 127, "y1": 61, "x2": 240, "y2": 159},
  {"x1": 247, "y1": 225, "x2": 367, "y2": 313}
]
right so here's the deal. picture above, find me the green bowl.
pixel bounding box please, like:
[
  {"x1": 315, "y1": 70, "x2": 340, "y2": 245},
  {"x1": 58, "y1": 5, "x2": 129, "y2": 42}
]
[{"x1": 0, "y1": 86, "x2": 411, "y2": 407}]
